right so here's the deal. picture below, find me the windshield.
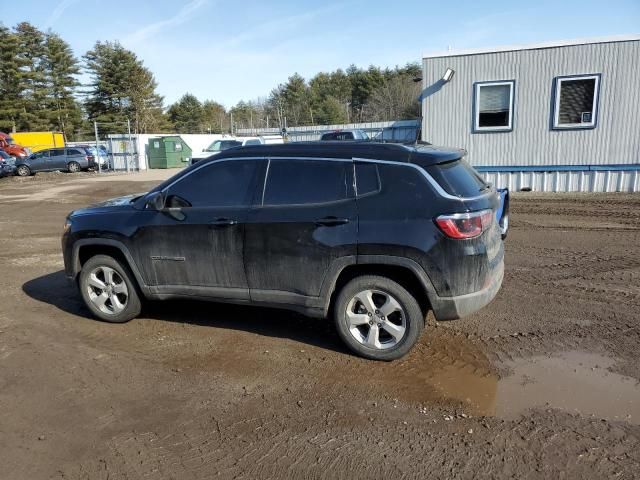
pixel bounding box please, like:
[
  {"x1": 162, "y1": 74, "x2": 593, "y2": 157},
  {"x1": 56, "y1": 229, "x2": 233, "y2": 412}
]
[{"x1": 205, "y1": 141, "x2": 223, "y2": 152}]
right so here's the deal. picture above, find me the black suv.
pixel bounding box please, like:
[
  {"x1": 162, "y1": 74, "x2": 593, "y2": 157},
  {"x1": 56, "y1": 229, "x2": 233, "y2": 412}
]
[{"x1": 62, "y1": 143, "x2": 508, "y2": 360}]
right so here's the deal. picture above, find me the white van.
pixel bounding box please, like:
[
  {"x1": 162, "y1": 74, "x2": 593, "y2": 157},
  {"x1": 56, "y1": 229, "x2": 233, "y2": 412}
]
[{"x1": 191, "y1": 135, "x2": 284, "y2": 163}]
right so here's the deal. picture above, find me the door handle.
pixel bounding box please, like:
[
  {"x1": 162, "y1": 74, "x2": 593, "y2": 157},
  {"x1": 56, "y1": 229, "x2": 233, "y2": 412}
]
[
  {"x1": 314, "y1": 216, "x2": 350, "y2": 227},
  {"x1": 210, "y1": 217, "x2": 238, "y2": 227}
]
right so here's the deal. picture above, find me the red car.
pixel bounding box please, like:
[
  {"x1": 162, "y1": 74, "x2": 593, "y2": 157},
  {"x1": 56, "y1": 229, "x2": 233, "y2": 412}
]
[{"x1": 0, "y1": 132, "x2": 30, "y2": 159}]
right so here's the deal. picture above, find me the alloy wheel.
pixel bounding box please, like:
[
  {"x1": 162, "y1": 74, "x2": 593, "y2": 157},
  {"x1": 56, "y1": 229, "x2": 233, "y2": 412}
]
[
  {"x1": 345, "y1": 289, "x2": 407, "y2": 350},
  {"x1": 86, "y1": 266, "x2": 129, "y2": 315}
]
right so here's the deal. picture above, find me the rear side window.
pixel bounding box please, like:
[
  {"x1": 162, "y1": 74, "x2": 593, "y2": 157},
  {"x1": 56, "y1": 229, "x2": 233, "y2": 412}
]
[
  {"x1": 263, "y1": 160, "x2": 349, "y2": 206},
  {"x1": 321, "y1": 132, "x2": 354, "y2": 141},
  {"x1": 167, "y1": 159, "x2": 259, "y2": 208},
  {"x1": 425, "y1": 159, "x2": 488, "y2": 197},
  {"x1": 67, "y1": 149, "x2": 82, "y2": 155},
  {"x1": 355, "y1": 163, "x2": 380, "y2": 196}
]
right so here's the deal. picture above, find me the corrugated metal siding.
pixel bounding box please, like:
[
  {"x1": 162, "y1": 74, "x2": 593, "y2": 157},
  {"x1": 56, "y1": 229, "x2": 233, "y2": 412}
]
[
  {"x1": 482, "y1": 170, "x2": 639, "y2": 192},
  {"x1": 422, "y1": 40, "x2": 640, "y2": 168}
]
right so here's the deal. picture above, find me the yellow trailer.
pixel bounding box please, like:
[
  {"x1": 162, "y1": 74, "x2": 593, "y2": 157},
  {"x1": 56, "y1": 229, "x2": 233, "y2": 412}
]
[{"x1": 11, "y1": 132, "x2": 65, "y2": 153}]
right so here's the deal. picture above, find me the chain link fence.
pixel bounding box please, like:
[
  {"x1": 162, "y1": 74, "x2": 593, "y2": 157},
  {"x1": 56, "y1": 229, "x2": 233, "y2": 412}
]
[
  {"x1": 236, "y1": 119, "x2": 421, "y2": 143},
  {"x1": 70, "y1": 121, "x2": 139, "y2": 173}
]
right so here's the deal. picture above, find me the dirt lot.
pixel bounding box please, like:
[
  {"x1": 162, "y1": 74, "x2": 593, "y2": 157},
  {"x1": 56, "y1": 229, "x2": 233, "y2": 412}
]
[{"x1": 0, "y1": 171, "x2": 639, "y2": 479}]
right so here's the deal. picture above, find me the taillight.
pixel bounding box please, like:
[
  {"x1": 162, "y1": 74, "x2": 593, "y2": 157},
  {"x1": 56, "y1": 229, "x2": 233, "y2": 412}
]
[{"x1": 435, "y1": 209, "x2": 494, "y2": 239}]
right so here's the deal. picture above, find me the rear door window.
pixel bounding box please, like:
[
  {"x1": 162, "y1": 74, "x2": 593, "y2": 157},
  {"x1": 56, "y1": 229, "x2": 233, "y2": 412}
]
[
  {"x1": 263, "y1": 160, "x2": 349, "y2": 206},
  {"x1": 355, "y1": 163, "x2": 380, "y2": 196},
  {"x1": 425, "y1": 159, "x2": 488, "y2": 197},
  {"x1": 50, "y1": 148, "x2": 65, "y2": 157},
  {"x1": 67, "y1": 149, "x2": 83, "y2": 155}
]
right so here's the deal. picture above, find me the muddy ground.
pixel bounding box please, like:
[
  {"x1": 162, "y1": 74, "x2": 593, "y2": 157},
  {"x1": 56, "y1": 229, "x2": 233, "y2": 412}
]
[{"x1": 0, "y1": 171, "x2": 638, "y2": 479}]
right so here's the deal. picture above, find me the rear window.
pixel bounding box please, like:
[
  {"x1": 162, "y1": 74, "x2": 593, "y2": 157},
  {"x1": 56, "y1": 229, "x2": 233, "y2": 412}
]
[
  {"x1": 426, "y1": 159, "x2": 488, "y2": 197},
  {"x1": 67, "y1": 149, "x2": 83, "y2": 155},
  {"x1": 321, "y1": 132, "x2": 354, "y2": 141}
]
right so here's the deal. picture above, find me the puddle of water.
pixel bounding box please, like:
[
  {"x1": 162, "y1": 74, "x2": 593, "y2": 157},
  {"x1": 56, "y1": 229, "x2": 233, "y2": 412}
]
[
  {"x1": 367, "y1": 331, "x2": 498, "y2": 415},
  {"x1": 496, "y1": 351, "x2": 640, "y2": 424}
]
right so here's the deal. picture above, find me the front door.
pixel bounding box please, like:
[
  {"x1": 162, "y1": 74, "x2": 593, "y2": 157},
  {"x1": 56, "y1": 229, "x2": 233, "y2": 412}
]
[
  {"x1": 244, "y1": 158, "x2": 357, "y2": 300},
  {"x1": 133, "y1": 159, "x2": 264, "y2": 300},
  {"x1": 28, "y1": 150, "x2": 49, "y2": 171}
]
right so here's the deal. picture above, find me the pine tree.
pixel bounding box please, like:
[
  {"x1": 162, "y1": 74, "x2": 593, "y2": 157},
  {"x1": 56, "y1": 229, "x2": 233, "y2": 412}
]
[
  {"x1": 84, "y1": 41, "x2": 165, "y2": 134},
  {"x1": 44, "y1": 32, "x2": 82, "y2": 139},
  {"x1": 0, "y1": 26, "x2": 29, "y2": 132},
  {"x1": 167, "y1": 93, "x2": 204, "y2": 133},
  {"x1": 14, "y1": 22, "x2": 49, "y2": 130}
]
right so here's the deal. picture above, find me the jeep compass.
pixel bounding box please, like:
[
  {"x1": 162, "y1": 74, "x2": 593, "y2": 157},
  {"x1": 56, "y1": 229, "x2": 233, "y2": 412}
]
[{"x1": 62, "y1": 142, "x2": 508, "y2": 360}]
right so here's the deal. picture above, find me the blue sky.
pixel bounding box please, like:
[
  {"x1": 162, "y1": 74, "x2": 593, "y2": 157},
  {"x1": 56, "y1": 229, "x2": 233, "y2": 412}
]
[{"x1": 5, "y1": 0, "x2": 640, "y2": 107}]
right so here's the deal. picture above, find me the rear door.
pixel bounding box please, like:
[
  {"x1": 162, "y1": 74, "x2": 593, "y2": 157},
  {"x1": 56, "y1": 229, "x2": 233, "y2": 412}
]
[{"x1": 244, "y1": 158, "x2": 357, "y2": 301}]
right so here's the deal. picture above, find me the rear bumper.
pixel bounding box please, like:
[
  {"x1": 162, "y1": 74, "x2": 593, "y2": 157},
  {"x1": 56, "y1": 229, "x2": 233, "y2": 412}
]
[{"x1": 430, "y1": 259, "x2": 504, "y2": 321}]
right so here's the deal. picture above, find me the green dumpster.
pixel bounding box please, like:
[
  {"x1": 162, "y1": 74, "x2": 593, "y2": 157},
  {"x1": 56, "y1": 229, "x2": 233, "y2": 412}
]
[{"x1": 147, "y1": 136, "x2": 192, "y2": 169}]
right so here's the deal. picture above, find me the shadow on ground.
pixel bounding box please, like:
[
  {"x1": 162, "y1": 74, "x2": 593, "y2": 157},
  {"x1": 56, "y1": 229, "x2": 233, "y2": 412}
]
[{"x1": 22, "y1": 270, "x2": 348, "y2": 355}]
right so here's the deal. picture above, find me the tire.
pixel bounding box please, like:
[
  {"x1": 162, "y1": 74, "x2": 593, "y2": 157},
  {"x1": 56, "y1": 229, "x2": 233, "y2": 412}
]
[
  {"x1": 16, "y1": 165, "x2": 31, "y2": 177},
  {"x1": 68, "y1": 161, "x2": 81, "y2": 173},
  {"x1": 78, "y1": 254, "x2": 141, "y2": 323},
  {"x1": 334, "y1": 275, "x2": 425, "y2": 361}
]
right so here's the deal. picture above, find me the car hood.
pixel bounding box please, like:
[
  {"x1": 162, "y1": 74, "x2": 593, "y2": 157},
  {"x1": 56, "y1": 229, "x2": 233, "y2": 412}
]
[{"x1": 71, "y1": 193, "x2": 145, "y2": 216}]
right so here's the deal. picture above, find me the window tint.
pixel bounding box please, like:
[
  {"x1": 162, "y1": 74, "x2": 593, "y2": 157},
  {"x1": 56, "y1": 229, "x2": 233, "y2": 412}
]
[
  {"x1": 167, "y1": 160, "x2": 258, "y2": 208},
  {"x1": 474, "y1": 81, "x2": 514, "y2": 131},
  {"x1": 355, "y1": 163, "x2": 380, "y2": 196},
  {"x1": 50, "y1": 148, "x2": 65, "y2": 157},
  {"x1": 426, "y1": 159, "x2": 488, "y2": 197},
  {"x1": 67, "y1": 149, "x2": 82, "y2": 155},
  {"x1": 554, "y1": 75, "x2": 599, "y2": 128},
  {"x1": 244, "y1": 139, "x2": 262, "y2": 146},
  {"x1": 263, "y1": 160, "x2": 348, "y2": 206},
  {"x1": 321, "y1": 132, "x2": 354, "y2": 141}
]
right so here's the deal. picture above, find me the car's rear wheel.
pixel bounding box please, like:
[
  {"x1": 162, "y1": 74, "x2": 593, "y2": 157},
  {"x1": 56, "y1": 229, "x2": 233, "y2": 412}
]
[
  {"x1": 68, "y1": 161, "x2": 81, "y2": 173},
  {"x1": 334, "y1": 275, "x2": 424, "y2": 361},
  {"x1": 16, "y1": 165, "x2": 31, "y2": 176},
  {"x1": 79, "y1": 254, "x2": 141, "y2": 323}
]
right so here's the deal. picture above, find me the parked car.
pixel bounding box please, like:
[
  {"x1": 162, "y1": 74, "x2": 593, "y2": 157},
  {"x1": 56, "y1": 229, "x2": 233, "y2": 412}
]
[
  {"x1": 62, "y1": 142, "x2": 508, "y2": 361},
  {"x1": 191, "y1": 135, "x2": 284, "y2": 163},
  {"x1": 0, "y1": 132, "x2": 30, "y2": 159},
  {"x1": 0, "y1": 150, "x2": 16, "y2": 177},
  {"x1": 320, "y1": 129, "x2": 370, "y2": 141},
  {"x1": 76, "y1": 145, "x2": 109, "y2": 169},
  {"x1": 15, "y1": 147, "x2": 95, "y2": 176}
]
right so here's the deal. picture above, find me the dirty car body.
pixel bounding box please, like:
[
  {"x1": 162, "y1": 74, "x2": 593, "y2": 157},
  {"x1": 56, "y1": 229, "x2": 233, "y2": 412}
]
[{"x1": 62, "y1": 142, "x2": 508, "y2": 360}]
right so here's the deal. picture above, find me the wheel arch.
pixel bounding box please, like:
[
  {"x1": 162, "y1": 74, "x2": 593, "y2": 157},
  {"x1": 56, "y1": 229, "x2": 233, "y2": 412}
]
[
  {"x1": 73, "y1": 239, "x2": 147, "y2": 292},
  {"x1": 325, "y1": 256, "x2": 437, "y2": 318}
]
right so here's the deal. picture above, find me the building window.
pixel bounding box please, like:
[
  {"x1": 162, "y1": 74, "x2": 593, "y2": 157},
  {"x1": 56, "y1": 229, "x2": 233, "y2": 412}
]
[
  {"x1": 473, "y1": 80, "x2": 515, "y2": 132},
  {"x1": 553, "y1": 74, "x2": 600, "y2": 129}
]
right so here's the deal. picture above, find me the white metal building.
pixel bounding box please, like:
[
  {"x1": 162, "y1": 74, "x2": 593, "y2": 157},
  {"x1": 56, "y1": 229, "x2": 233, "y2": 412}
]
[{"x1": 421, "y1": 35, "x2": 640, "y2": 192}]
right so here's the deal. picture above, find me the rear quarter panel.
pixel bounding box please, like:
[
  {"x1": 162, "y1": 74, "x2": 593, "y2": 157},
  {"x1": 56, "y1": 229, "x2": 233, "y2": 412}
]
[{"x1": 356, "y1": 163, "x2": 502, "y2": 297}]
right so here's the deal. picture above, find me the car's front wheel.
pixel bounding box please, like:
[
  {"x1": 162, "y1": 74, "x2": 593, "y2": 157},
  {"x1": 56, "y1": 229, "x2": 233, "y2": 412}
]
[
  {"x1": 334, "y1": 275, "x2": 424, "y2": 361},
  {"x1": 16, "y1": 165, "x2": 31, "y2": 176},
  {"x1": 79, "y1": 254, "x2": 141, "y2": 323}
]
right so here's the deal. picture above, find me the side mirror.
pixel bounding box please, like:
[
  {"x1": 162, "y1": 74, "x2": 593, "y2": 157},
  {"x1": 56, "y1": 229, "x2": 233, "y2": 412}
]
[{"x1": 145, "y1": 191, "x2": 165, "y2": 211}]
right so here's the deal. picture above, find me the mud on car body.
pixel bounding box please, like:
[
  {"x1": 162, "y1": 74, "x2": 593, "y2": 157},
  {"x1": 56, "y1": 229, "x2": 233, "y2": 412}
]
[{"x1": 62, "y1": 142, "x2": 508, "y2": 360}]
